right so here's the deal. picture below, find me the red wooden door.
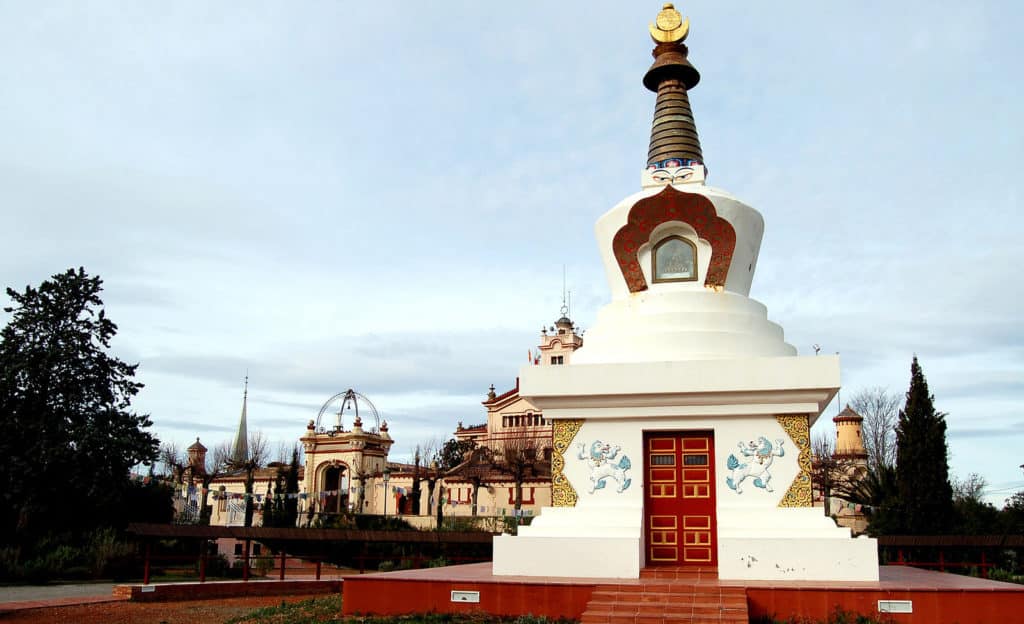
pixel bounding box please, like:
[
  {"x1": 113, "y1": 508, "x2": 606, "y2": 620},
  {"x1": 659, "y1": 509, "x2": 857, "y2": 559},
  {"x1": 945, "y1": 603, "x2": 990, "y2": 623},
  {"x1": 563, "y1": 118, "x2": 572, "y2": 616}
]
[{"x1": 644, "y1": 431, "x2": 717, "y2": 566}]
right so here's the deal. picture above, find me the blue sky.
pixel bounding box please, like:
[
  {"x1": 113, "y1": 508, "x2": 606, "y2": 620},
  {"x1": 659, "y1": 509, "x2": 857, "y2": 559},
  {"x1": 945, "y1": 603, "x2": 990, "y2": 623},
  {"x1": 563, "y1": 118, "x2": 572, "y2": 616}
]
[{"x1": 2, "y1": 2, "x2": 1021, "y2": 505}]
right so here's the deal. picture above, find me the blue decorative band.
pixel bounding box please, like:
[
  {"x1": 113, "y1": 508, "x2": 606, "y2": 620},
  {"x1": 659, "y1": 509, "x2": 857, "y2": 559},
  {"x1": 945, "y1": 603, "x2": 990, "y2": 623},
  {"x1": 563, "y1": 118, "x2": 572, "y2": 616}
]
[{"x1": 647, "y1": 158, "x2": 703, "y2": 171}]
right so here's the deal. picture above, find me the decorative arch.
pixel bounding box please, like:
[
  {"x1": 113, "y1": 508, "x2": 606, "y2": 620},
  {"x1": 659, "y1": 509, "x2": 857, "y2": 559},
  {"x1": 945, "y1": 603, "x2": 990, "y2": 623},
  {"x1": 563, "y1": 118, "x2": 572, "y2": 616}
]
[
  {"x1": 316, "y1": 460, "x2": 351, "y2": 514},
  {"x1": 612, "y1": 185, "x2": 735, "y2": 292}
]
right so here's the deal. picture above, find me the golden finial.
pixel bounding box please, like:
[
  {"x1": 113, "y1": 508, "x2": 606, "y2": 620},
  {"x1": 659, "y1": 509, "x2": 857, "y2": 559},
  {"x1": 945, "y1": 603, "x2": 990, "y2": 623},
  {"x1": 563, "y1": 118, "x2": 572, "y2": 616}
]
[{"x1": 649, "y1": 3, "x2": 690, "y2": 43}]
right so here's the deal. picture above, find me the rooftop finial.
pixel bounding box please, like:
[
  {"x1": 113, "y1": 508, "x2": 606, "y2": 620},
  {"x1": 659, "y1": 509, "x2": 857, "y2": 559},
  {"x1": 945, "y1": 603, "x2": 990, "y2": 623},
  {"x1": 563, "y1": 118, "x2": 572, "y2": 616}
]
[
  {"x1": 561, "y1": 265, "x2": 569, "y2": 318},
  {"x1": 642, "y1": 2, "x2": 704, "y2": 179},
  {"x1": 649, "y1": 3, "x2": 689, "y2": 43}
]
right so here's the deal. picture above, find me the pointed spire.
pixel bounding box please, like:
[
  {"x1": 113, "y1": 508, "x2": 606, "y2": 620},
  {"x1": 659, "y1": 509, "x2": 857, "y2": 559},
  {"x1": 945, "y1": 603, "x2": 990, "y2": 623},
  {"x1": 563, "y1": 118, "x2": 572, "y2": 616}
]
[
  {"x1": 231, "y1": 374, "x2": 249, "y2": 464},
  {"x1": 644, "y1": 4, "x2": 703, "y2": 167}
]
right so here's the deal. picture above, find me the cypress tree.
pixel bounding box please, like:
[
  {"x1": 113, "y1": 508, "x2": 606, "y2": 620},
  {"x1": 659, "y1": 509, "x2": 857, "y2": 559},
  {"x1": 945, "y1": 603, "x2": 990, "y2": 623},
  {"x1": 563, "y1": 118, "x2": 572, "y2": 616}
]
[
  {"x1": 284, "y1": 448, "x2": 300, "y2": 527},
  {"x1": 894, "y1": 356, "x2": 954, "y2": 534}
]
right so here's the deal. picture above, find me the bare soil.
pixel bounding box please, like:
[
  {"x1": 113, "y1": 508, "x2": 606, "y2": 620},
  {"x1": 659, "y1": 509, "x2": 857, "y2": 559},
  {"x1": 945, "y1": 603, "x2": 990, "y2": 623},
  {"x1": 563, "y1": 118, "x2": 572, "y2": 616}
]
[{"x1": 0, "y1": 593, "x2": 329, "y2": 624}]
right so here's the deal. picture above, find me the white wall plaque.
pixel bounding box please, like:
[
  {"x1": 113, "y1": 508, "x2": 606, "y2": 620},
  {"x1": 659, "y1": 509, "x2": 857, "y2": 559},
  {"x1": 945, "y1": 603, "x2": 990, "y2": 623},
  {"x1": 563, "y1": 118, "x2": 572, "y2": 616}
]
[
  {"x1": 878, "y1": 600, "x2": 912, "y2": 613},
  {"x1": 451, "y1": 590, "x2": 480, "y2": 603}
]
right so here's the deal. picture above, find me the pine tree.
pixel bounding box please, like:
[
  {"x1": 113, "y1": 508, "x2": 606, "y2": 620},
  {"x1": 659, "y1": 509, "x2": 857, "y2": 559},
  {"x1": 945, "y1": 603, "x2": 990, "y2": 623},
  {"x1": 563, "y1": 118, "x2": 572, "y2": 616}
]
[
  {"x1": 0, "y1": 268, "x2": 160, "y2": 544},
  {"x1": 893, "y1": 356, "x2": 954, "y2": 534}
]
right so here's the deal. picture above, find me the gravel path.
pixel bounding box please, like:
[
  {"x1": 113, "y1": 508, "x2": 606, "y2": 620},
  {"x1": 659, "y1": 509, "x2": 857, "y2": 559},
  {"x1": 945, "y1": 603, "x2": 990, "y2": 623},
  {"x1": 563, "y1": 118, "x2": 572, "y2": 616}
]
[
  {"x1": 0, "y1": 593, "x2": 330, "y2": 624},
  {"x1": 0, "y1": 582, "x2": 117, "y2": 603}
]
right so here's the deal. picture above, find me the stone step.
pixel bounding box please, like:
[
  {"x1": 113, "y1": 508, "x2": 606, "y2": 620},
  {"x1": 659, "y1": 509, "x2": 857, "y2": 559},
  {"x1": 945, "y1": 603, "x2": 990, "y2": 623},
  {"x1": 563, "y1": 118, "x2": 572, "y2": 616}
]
[
  {"x1": 640, "y1": 567, "x2": 719, "y2": 580},
  {"x1": 581, "y1": 573, "x2": 747, "y2": 624},
  {"x1": 585, "y1": 602, "x2": 747, "y2": 616},
  {"x1": 592, "y1": 584, "x2": 746, "y2": 594},
  {"x1": 588, "y1": 589, "x2": 746, "y2": 604},
  {"x1": 581, "y1": 615, "x2": 747, "y2": 624},
  {"x1": 586, "y1": 599, "x2": 747, "y2": 612}
]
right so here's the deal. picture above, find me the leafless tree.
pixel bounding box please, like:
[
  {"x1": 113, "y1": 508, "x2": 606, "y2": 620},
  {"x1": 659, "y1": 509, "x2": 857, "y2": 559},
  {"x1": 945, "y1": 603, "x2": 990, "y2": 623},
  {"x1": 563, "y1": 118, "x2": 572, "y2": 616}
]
[
  {"x1": 273, "y1": 440, "x2": 292, "y2": 465},
  {"x1": 197, "y1": 442, "x2": 231, "y2": 524},
  {"x1": 952, "y1": 472, "x2": 988, "y2": 503},
  {"x1": 850, "y1": 386, "x2": 901, "y2": 470},
  {"x1": 225, "y1": 431, "x2": 269, "y2": 527},
  {"x1": 811, "y1": 433, "x2": 838, "y2": 516},
  {"x1": 491, "y1": 430, "x2": 551, "y2": 531},
  {"x1": 158, "y1": 442, "x2": 187, "y2": 483},
  {"x1": 458, "y1": 447, "x2": 494, "y2": 517},
  {"x1": 811, "y1": 432, "x2": 863, "y2": 518},
  {"x1": 416, "y1": 438, "x2": 443, "y2": 521}
]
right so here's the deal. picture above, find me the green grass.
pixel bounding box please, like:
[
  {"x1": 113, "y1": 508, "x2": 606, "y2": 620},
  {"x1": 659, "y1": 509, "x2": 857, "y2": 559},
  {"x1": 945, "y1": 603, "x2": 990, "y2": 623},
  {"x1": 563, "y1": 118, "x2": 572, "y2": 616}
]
[
  {"x1": 224, "y1": 599, "x2": 577, "y2": 624},
  {"x1": 224, "y1": 596, "x2": 342, "y2": 624}
]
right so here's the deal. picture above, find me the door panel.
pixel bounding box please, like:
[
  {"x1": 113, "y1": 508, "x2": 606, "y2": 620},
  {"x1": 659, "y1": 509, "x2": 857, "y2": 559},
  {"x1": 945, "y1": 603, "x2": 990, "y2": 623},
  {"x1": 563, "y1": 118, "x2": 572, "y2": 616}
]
[{"x1": 644, "y1": 431, "x2": 716, "y2": 566}]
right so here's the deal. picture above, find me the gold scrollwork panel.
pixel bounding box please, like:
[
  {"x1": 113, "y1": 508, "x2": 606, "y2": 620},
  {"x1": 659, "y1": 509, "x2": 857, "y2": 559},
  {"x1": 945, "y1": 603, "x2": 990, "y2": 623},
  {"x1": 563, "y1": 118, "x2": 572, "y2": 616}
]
[
  {"x1": 551, "y1": 419, "x2": 583, "y2": 507},
  {"x1": 776, "y1": 415, "x2": 812, "y2": 508}
]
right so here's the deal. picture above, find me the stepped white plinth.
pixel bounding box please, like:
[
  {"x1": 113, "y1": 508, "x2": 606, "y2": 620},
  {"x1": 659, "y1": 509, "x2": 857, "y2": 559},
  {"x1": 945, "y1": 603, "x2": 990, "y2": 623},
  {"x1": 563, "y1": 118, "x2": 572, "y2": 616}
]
[{"x1": 493, "y1": 501, "x2": 643, "y2": 578}]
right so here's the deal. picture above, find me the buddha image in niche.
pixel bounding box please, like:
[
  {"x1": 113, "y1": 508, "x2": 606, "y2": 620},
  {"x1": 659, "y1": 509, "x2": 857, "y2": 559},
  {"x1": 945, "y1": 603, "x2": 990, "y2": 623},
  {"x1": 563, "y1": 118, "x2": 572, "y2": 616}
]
[{"x1": 654, "y1": 237, "x2": 696, "y2": 281}]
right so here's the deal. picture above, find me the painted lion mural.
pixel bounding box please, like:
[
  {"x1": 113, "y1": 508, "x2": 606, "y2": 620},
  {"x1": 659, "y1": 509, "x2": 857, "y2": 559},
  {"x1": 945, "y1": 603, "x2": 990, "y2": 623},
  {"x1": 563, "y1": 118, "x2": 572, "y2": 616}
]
[
  {"x1": 577, "y1": 440, "x2": 632, "y2": 494},
  {"x1": 725, "y1": 436, "x2": 785, "y2": 494}
]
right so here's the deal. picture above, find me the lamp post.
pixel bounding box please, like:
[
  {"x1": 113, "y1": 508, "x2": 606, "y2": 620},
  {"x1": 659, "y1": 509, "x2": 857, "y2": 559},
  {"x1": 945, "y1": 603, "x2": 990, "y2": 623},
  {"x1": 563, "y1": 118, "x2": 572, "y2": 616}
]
[{"x1": 382, "y1": 466, "x2": 391, "y2": 517}]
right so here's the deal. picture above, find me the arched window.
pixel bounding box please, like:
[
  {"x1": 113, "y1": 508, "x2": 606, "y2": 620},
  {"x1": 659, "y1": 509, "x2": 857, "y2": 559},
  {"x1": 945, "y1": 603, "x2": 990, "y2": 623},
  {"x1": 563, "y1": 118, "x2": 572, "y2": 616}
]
[{"x1": 652, "y1": 235, "x2": 697, "y2": 283}]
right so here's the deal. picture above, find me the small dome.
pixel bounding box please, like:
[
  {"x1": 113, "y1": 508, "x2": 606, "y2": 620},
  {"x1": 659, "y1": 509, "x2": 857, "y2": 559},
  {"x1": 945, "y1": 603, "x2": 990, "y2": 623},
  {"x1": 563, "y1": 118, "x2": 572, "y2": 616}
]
[
  {"x1": 555, "y1": 316, "x2": 573, "y2": 327},
  {"x1": 187, "y1": 437, "x2": 207, "y2": 452}
]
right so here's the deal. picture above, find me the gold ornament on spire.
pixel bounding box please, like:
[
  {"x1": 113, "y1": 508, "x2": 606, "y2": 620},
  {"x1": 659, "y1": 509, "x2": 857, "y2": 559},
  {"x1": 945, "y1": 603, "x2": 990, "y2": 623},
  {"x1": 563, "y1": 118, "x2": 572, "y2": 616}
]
[{"x1": 649, "y1": 3, "x2": 690, "y2": 43}]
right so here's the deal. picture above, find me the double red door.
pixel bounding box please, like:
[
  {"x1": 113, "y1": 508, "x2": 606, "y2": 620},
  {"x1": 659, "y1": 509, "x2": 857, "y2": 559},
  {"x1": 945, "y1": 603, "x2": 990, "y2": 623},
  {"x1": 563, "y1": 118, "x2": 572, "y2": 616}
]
[{"x1": 644, "y1": 431, "x2": 717, "y2": 566}]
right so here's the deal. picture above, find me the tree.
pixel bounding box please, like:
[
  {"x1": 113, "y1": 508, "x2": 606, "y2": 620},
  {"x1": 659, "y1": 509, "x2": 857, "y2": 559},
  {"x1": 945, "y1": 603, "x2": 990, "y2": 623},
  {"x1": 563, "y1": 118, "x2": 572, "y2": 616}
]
[
  {"x1": 893, "y1": 356, "x2": 954, "y2": 534},
  {"x1": 410, "y1": 447, "x2": 422, "y2": 516},
  {"x1": 414, "y1": 439, "x2": 444, "y2": 528},
  {"x1": 850, "y1": 387, "x2": 901, "y2": 470},
  {"x1": 263, "y1": 445, "x2": 301, "y2": 528},
  {"x1": 283, "y1": 446, "x2": 300, "y2": 526},
  {"x1": 159, "y1": 442, "x2": 187, "y2": 484},
  {"x1": 1002, "y1": 491, "x2": 1024, "y2": 535},
  {"x1": 461, "y1": 447, "x2": 493, "y2": 517},
  {"x1": 833, "y1": 463, "x2": 899, "y2": 535},
  {"x1": 195, "y1": 442, "x2": 231, "y2": 525},
  {"x1": 0, "y1": 268, "x2": 159, "y2": 544},
  {"x1": 491, "y1": 430, "x2": 551, "y2": 530},
  {"x1": 225, "y1": 431, "x2": 269, "y2": 527},
  {"x1": 951, "y1": 473, "x2": 1000, "y2": 535},
  {"x1": 952, "y1": 473, "x2": 987, "y2": 503},
  {"x1": 438, "y1": 438, "x2": 476, "y2": 472},
  {"x1": 435, "y1": 437, "x2": 477, "y2": 522},
  {"x1": 811, "y1": 432, "x2": 849, "y2": 518}
]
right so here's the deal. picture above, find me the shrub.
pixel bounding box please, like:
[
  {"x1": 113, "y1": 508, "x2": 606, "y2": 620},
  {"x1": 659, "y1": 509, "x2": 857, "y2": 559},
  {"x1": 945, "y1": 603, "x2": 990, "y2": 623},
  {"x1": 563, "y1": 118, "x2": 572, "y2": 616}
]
[
  {"x1": 86, "y1": 527, "x2": 135, "y2": 578},
  {"x1": 989, "y1": 567, "x2": 1024, "y2": 584}
]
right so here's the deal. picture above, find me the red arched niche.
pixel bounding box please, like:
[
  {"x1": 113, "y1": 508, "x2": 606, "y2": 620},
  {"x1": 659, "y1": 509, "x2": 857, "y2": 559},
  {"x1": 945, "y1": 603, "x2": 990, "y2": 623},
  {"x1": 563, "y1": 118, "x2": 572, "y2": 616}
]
[{"x1": 612, "y1": 185, "x2": 736, "y2": 292}]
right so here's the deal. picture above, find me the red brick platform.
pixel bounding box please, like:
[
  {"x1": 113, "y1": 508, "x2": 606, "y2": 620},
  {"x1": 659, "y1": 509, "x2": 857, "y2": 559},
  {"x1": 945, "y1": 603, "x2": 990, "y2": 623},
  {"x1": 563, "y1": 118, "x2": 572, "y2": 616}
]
[{"x1": 341, "y1": 563, "x2": 1024, "y2": 624}]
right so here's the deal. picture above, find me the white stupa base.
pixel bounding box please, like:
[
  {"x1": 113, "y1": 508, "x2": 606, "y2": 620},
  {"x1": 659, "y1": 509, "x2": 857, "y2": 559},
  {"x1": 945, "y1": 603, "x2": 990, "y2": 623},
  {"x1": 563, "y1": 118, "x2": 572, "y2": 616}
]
[
  {"x1": 717, "y1": 507, "x2": 879, "y2": 581},
  {"x1": 493, "y1": 502, "x2": 642, "y2": 578},
  {"x1": 719, "y1": 536, "x2": 879, "y2": 582},
  {"x1": 494, "y1": 504, "x2": 878, "y2": 581}
]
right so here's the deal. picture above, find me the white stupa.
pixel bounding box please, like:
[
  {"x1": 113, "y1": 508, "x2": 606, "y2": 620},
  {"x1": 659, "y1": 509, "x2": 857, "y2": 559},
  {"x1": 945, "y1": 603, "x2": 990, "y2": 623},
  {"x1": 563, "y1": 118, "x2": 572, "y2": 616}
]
[{"x1": 493, "y1": 3, "x2": 879, "y2": 582}]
